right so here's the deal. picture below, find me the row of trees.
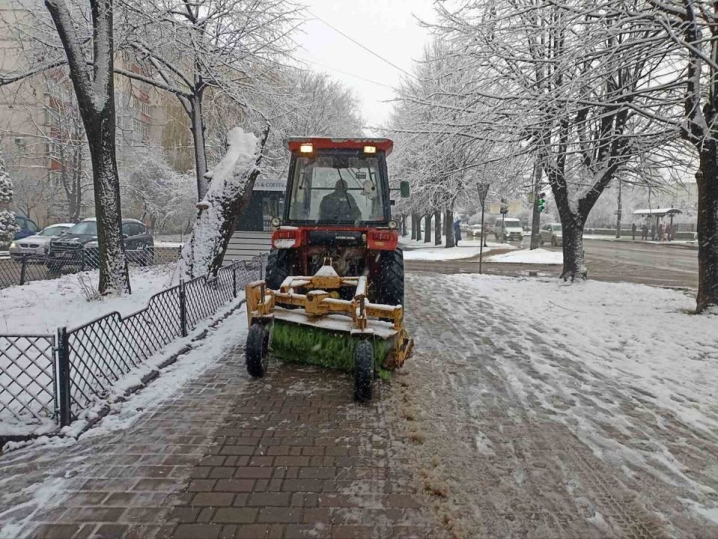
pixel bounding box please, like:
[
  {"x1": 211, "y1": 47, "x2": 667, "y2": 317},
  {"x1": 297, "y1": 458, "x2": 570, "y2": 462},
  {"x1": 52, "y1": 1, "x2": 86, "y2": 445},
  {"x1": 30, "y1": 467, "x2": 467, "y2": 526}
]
[
  {"x1": 388, "y1": 0, "x2": 718, "y2": 313},
  {"x1": 0, "y1": 0, "x2": 364, "y2": 295}
]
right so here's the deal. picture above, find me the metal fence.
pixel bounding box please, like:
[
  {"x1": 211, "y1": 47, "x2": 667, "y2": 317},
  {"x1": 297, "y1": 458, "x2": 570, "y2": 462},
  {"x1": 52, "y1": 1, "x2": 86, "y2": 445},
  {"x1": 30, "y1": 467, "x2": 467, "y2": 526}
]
[
  {"x1": 0, "y1": 257, "x2": 263, "y2": 433},
  {"x1": 0, "y1": 247, "x2": 181, "y2": 290}
]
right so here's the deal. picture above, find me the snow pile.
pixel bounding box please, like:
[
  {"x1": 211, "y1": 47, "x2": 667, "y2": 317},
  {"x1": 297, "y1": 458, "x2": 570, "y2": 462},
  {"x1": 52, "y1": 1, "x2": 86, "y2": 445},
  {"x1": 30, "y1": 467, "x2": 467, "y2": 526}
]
[
  {"x1": 404, "y1": 246, "x2": 487, "y2": 261},
  {"x1": 0, "y1": 266, "x2": 173, "y2": 334},
  {"x1": 176, "y1": 127, "x2": 261, "y2": 281},
  {"x1": 488, "y1": 248, "x2": 563, "y2": 265},
  {"x1": 400, "y1": 235, "x2": 513, "y2": 261}
]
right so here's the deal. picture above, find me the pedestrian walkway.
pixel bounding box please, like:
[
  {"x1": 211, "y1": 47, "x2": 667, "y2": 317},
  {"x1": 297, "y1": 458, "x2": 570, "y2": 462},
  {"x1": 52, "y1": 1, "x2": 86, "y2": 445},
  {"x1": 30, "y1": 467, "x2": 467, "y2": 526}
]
[{"x1": 0, "y1": 340, "x2": 438, "y2": 538}]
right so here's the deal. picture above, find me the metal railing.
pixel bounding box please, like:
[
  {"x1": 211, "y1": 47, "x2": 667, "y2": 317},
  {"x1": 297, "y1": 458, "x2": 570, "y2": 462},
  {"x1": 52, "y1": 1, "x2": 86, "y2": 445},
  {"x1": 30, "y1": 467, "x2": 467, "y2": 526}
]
[
  {"x1": 0, "y1": 247, "x2": 181, "y2": 290},
  {"x1": 0, "y1": 256, "x2": 263, "y2": 433}
]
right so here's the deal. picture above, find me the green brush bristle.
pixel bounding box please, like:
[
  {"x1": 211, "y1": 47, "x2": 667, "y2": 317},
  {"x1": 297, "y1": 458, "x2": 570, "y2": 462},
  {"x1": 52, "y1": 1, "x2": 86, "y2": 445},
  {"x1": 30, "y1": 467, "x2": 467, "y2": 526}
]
[{"x1": 270, "y1": 320, "x2": 391, "y2": 377}]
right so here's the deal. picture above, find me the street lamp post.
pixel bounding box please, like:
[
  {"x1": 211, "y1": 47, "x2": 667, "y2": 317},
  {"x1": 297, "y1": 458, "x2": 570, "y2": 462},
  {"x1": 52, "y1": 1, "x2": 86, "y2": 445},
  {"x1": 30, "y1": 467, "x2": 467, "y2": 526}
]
[{"x1": 477, "y1": 183, "x2": 490, "y2": 274}]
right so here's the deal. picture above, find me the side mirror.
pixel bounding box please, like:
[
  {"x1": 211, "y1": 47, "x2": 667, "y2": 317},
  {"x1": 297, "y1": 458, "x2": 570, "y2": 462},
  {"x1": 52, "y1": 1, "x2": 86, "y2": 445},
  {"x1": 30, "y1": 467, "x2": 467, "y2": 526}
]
[{"x1": 400, "y1": 181, "x2": 410, "y2": 198}]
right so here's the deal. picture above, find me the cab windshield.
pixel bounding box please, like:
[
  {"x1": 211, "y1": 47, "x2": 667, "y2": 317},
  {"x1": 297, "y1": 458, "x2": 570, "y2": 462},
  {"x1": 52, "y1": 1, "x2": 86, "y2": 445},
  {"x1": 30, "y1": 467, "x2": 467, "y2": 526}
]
[{"x1": 287, "y1": 154, "x2": 385, "y2": 224}]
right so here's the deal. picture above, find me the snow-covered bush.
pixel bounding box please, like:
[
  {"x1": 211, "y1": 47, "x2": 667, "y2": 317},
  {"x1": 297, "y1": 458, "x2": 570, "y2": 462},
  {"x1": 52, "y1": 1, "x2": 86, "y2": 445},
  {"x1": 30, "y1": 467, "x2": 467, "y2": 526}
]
[
  {"x1": 0, "y1": 210, "x2": 17, "y2": 245},
  {"x1": 0, "y1": 156, "x2": 18, "y2": 244}
]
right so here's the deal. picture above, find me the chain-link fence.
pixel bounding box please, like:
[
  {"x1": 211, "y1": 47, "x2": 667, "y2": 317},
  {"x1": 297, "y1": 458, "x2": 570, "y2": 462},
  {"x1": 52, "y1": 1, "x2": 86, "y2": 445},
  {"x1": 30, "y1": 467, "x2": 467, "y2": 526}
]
[
  {"x1": 0, "y1": 256, "x2": 264, "y2": 434},
  {"x1": 0, "y1": 336, "x2": 57, "y2": 425},
  {"x1": 0, "y1": 247, "x2": 181, "y2": 290}
]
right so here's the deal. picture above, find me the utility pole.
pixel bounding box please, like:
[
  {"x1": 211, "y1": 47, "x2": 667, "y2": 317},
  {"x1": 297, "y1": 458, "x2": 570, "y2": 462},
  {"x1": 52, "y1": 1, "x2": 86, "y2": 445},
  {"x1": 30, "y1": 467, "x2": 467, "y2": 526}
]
[
  {"x1": 530, "y1": 158, "x2": 542, "y2": 249},
  {"x1": 477, "y1": 183, "x2": 490, "y2": 274},
  {"x1": 615, "y1": 177, "x2": 623, "y2": 239}
]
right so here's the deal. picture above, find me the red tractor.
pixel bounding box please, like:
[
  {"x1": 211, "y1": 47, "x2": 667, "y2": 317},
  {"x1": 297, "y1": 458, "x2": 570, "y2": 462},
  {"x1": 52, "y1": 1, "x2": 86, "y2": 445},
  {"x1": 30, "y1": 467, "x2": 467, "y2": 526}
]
[{"x1": 266, "y1": 137, "x2": 410, "y2": 305}]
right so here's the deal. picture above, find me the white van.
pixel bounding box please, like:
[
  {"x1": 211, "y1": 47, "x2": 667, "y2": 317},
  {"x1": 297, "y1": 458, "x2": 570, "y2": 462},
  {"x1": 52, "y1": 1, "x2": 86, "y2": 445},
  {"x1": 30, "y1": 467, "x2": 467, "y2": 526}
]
[{"x1": 494, "y1": 218, "x2": 523, "y2": 242}]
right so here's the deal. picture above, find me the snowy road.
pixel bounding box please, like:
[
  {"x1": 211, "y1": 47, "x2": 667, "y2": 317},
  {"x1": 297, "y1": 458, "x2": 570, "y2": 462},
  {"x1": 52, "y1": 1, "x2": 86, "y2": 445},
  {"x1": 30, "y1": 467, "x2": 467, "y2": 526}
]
[
  {"x1": 407, "y1": 239, "x2": 699, "y2": 290},
  {"x1": 400, "y1": 272, "x2": 718, "y2": 538}
]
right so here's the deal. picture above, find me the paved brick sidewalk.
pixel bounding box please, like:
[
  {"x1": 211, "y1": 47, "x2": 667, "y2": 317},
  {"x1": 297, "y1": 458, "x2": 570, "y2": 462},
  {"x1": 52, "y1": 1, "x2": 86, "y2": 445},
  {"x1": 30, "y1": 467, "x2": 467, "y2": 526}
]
[
  {"x1": 0, "y1": 340, "x2": 439, "y2": 538},
  {"x1": 167, "y1": 364, "x2": 438, "y2": 539},
  {"x1": 0, "y1": 341, "x2": 246, "y2": 539}
]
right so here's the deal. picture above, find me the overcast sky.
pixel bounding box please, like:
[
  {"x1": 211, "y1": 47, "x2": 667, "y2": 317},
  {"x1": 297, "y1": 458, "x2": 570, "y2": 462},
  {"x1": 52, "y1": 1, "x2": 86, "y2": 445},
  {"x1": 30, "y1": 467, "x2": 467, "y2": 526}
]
[{"x1": 294, "y1": 0, "x2": 436, "y2": 134}]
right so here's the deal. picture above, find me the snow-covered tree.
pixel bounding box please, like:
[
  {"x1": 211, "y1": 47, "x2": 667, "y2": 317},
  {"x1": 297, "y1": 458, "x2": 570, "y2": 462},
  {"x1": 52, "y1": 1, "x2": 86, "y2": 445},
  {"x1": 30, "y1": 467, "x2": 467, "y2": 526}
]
[
  {"x1": 44, "y1": 0, "x2": 129, "y2": 294},
  {"x1": 116, "y1": 0, "x2": 301, "y2": 199},
  {"x1": 120, "y1": 146, "x2": 195, "y2": 234},
  {"x1": 396, "y1": 1, "x2": 679, "y2": 280},
  {"x1": 0, "y1": 152, "x2": 19, "y2": 245}
]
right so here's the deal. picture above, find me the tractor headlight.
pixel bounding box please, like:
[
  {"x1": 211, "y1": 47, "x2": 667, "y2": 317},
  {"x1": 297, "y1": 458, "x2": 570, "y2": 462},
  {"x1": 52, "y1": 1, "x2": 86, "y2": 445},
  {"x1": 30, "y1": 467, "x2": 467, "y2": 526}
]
[
  {"x1": 271, "y1": 217, "x2": 281, "y2": 229},
  {"x1": 388, "y1": 220, "x2": 398, "y2": 230}
]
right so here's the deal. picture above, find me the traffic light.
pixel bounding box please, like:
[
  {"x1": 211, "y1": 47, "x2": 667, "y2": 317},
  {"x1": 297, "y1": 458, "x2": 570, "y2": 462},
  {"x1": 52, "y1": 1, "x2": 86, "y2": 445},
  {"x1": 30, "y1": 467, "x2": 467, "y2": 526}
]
[
  {"x1": 500, "y1": 198, "x2": 509, "y2": 214},
  {"x1": 538, "y1": 193, "x2": 547, "y2": 213}
]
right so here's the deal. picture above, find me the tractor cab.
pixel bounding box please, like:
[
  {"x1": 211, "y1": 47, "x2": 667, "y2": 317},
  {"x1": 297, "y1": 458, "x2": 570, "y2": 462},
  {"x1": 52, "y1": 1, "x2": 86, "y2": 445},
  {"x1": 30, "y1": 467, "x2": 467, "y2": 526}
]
[
  {"x1": 280, "y1": 138, "x2": 399, "y2": 226},
  {"x1": 266, "y1": 137, "x2": 409, "y2": 304}
]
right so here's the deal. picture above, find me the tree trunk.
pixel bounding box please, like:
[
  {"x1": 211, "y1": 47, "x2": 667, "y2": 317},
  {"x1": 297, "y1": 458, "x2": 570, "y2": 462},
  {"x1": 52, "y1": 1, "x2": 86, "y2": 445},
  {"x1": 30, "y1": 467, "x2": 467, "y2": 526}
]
[
  {"x1": 46, "y1": 0, "x2": 129, "y2": 295},
  {"x1": 423, "y1": 214, "x2": 431, "y2": 243},
  {"x1": 401, "y1": 214, "x2": 407, "y2": 237},
  {"x1": 410, "y1": 213, "x2": 417, "y2": 240},
  {"x1": 696, "y1": 144, "x2": 718, "y2": 312},
  {"x1": 415, "y1": 212, "x2": 422, "y2": 241},
  {"x1": 445, "y1": 208, "x2": 455, "y2": 248},
  {"x1": 85, "y1": 107, "x2": 128, "y2": 294},
  {"x1": 177, "y1": 126, "x2": 269, "y2": 280},
  {"x1": 434, "y1": 210, "x2": 441, "y2": 245},
  {"x1": 190, "y1": 95, "x2": 209, "y2": 200},
  {"x1": 559, "y1": 219, "x2": 587, "y2": 281},
  {"x1": 530, "y1": 159, "x2": 541, "y2": 250},
  {"x1": 615, "y1": 178, "x2": 622, "y2": 239}
]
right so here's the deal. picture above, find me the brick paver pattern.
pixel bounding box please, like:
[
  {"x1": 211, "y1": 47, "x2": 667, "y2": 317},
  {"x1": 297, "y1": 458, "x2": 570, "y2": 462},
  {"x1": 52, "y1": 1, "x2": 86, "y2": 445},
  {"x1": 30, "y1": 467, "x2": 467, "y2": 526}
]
[{"x1": 0, "y1": 341, "x2": 438, "y2": 539}]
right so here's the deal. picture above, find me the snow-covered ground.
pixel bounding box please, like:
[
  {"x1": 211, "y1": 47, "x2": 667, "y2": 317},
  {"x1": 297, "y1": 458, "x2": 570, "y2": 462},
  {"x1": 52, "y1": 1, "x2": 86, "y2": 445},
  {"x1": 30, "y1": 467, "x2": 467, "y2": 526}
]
[
  {"x1": 400, "y1": 235, "x2": 514, "y2": 261},
  {"x1": 457, "y1": 275, "x2": 718, "y2": 434},
  {"x1": 405, "y1": 273, "x2": 718, "y2": 536},
  {"x1": 487, "y1": 247, "x2": 563, "y2": 265},
  {"x1": 0, "y1": 265, "x2": 174, "y2": 334}
]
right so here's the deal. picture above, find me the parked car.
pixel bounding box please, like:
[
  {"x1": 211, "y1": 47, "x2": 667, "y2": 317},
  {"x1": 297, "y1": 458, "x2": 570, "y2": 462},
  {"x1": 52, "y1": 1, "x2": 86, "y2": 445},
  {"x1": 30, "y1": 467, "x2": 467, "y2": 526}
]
[
  {"x1": 46, "y1": 218, "x2": 154, "y2": 271},
  {"x1": 540, "y1": 223, "x2": 563, "y2": 246},
  {"x1": 470, "y1": 224, "x2": 488, "y2": 239},
  {"x1": 9, "y1": 223, "x2": 73, "y2": 261},
  {"x1": 494, "y1": 218, "x2": 523, "y2": 242},
  {"x1": 13, "y1": 215, "x2": 40, "y2": 241}
]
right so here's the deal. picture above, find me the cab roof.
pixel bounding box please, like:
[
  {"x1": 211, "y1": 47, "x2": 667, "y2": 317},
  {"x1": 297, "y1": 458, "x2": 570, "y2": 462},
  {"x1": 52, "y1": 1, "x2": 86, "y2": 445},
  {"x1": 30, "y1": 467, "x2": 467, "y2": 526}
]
[{"x1": 284, "y1": 137, "x2": 393, "y2": 156}]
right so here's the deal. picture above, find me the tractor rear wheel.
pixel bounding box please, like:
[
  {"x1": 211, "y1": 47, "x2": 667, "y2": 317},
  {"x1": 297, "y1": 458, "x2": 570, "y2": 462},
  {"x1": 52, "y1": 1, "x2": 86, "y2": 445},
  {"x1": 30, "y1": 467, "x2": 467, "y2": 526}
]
[
  {"x1": 266, "y1": 249, "x2": 290, "y2": 290},
  {"x1": 246, "y1": 323, "x2": 269, "y2": 378},
  {"x1": 376, "y1": 248, "x2": 404, "y2": 306},
  {"x1": 354, "y1": 340, "x2": 374, "y2": 402}
]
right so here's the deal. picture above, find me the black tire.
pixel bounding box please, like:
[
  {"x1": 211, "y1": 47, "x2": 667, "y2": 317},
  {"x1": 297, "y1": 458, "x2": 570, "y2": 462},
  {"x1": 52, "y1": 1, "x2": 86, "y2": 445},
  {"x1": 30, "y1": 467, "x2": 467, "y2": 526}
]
[
  {"x1": 376, "y1": 248, "x2": 404, "y2": 306},
  {"x1": 246, "y1": 323, "x2": 268, "y2": 378},
  {"x1": 540, "y1": 239, "x2": 545, "y2": 246},
  {"x1": 354, "y1": 340, "x2": 374, "y2": 402},
  {"x1": 266, "y1": 249, "x2": 290, "y2": 290},
  {"x1": 551, "y1": 237, "x2": 557, "y2": 247}
]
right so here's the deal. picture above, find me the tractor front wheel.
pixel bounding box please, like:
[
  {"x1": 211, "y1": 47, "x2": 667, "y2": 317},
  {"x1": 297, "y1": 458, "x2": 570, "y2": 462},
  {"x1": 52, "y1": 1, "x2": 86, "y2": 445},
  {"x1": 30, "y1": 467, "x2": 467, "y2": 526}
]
[
  {"x1": 246, "y1": 323, "x2": 269, "y2": 378},
  {"x1": 266, "y1": 249, "x2": 290, "y2": 290},
  {"x1": 354, "y1": 340, "x2": 374, "y2": 402},
  {"x1": 376, "y1": 248, "x2": 404, "y2": 306}
]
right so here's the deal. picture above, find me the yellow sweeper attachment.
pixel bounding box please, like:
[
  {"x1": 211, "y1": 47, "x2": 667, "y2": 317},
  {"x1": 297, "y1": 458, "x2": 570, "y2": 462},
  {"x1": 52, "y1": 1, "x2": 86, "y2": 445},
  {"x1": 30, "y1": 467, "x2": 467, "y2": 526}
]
[{"x1": 244, "y1": 262, "x2": 413, "y2": 401}]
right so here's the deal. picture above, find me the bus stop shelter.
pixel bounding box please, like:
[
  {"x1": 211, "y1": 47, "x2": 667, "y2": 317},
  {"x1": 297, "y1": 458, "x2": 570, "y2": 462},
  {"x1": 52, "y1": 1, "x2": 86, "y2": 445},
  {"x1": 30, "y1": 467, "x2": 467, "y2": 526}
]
[{"x1": 633, "y1": 208, "x2": 682, "y2": 238}]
